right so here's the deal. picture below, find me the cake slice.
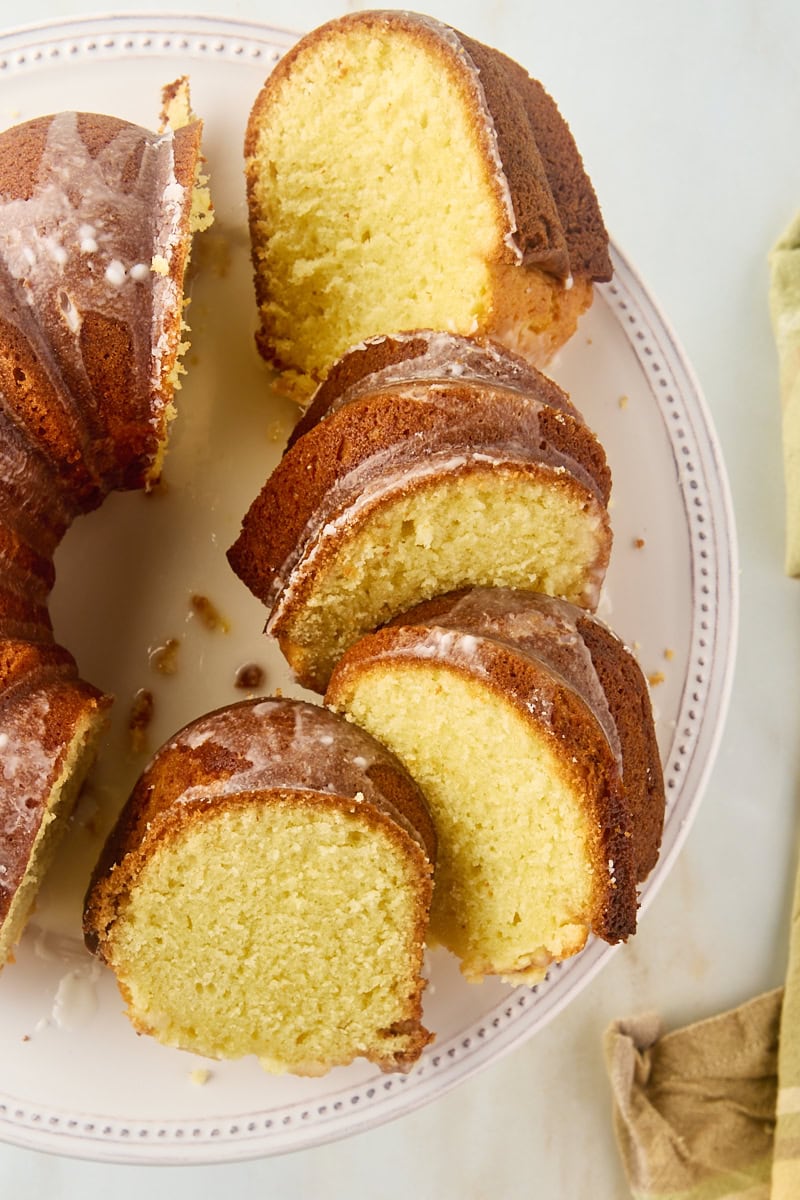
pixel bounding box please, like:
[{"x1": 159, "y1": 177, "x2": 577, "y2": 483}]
[
  {"x1": 84, "y1": 698, "x2": 435, "y2": 1075},
  {"x1": 228, "y1": 331, "x2": 612, "y2": 692},
  {"x1": 326, "y1": 588, "x2": 664, "y2": 984},
  {"x1": 245, "y1": 10, "x2": 611, "y2": 397}
]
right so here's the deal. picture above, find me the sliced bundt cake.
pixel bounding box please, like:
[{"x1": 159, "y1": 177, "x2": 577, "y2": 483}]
[
  {"x1": 245, "y1": 10, "x2": 612, "y2": 396},
  {"x1": 326, "y1": 588, "x2": 664, "y2": 984},
  {"x1": 228, "y1": 331, "x2": 612, "y2": 692},
  {"x1": 83, "y1": 698, "x2": 435, "y2": 1075},
  {"x1": 0, "y1": 83, "x2": 212, "y2": 967}
]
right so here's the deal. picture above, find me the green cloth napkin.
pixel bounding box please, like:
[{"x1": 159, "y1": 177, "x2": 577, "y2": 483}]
[
  {"x1": 771, "y1": 847, "x2": 800, "y2": 1198},
  {"x1": 605, "y1": 849, "x2": 800, "y2": 1199},
  {"x1": 605, "y1": 990, "x2": 780, "y2": 1200},
  {"x1": 769, "y1": 209, "x2": 800, "y2": 576}
]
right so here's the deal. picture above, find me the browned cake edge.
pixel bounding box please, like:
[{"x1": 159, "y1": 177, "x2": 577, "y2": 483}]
[
  {"x1": 228, "y1": 377, "x2": 611, "y2": 614},
  {"x1": 576, "y1": 615, "x2": 665, "y2": 881}
]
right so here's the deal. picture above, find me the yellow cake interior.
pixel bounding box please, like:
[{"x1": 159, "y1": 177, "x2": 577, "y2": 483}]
[
  {"x1": 330, "y1": 663, "x2": 596, "y2": 983},
  {"x1": 100, "y1": 798, "x2": 426, "y2": 1074},
  {"x1": 150, "y1": 77, "x2": 214, "y2": 478},
  {"x1": 279, "y1": 467, "x2": 607, "y2": 690},
  {"x1": 247, "y1": 24, "x2": 507, "y2": 392}
]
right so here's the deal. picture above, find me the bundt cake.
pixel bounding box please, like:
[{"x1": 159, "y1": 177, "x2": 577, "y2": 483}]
[
  {"x1": 0, "y1": 84, "x2": 212, "y2": 967},
  {"x1": 228, "y1": 331, "x2": 612, "y2": 692},
  {"x1": 83, "y1": 698, "x2": 435, "y2": 1075},
  {"x1": 326, "y1": 587, "x2": 665, "y2": 984},
  {"x1": 245, "y1": 9, "x2": 612, "y2": 397}
]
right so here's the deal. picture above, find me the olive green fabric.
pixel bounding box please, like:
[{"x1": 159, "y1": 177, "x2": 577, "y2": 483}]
[
  {"x1": 605, "y1": 850, "x2": 800, "y2": 1200},
  {"x1": 604, "y1": 989, "x2": 781, "y2": 1200},
  {"x1": 771, "y1": 845, "x2": 800, "y2": 1199}
]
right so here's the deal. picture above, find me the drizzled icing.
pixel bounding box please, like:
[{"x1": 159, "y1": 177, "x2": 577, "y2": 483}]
[
  {"x1": 0, "y1": 113, "x2": 195, "y2": 932},
  {"x1": 305, "y1": 331, "x2": 578, "y2": 430},
  {"x1": 381, "y1": 588, "x2": 623, "y2": 766},
  {"x1": 0, "y1": 404, "x2": 78, "y2": 562},
  {"x1": 267, "y1": 350, "x2": 605, "y2": 619},
  {"x1": 145, "y1": 698, "x2": 430, "y2": 857},
  {"x1": 0, "y1": 113, "x2": 185, "y2": 496},
  {"x1": 0, "y1": 690, "x2": 58, "y2": 902}
]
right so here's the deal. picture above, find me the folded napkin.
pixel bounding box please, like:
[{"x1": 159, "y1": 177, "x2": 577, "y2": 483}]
[
  {"x1": 605, "y1": 990, "x2": 780, "y2": 1199},
  {"x1": 605, "y1": 848, "x2": 800, "y2": 1199},
  {"x1": 769, "y1": 210, "x2": 800, "y2": 575}
]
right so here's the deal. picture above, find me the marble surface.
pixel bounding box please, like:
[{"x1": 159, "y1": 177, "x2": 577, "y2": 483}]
[{"x1": 1, "y1": 1, "x2": 799, "y2": 1196}]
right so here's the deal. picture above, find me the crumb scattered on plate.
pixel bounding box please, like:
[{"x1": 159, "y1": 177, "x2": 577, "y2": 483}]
[
  {"x1": 235, "y1": 662, "x2": 265, "y2": 690},
  {"x1": 128, "y1": 688, "x2": 155, "y2": 753},
  {"x1": 149, "y1": 637, "x2": 180, "y2": 676},
  {"x1": 190, "y1": 593, "x2": 231, "y2": 633}
]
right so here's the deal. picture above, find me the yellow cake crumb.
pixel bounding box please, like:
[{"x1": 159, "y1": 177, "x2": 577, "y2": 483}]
[
  {"x1": 149, "y1": 638, "x2": 180, "y2": 676},
  {"x1": 128, "y1": 689, "x2": 154, "y2": 754},
  {"x1": 190, "y1": 594, "x2": 231, "y2": 633}
]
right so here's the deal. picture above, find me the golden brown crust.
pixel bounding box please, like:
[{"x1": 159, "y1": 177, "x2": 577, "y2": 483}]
[
  {"x1": 474, "y1": 45, "x2": 612, "y2": 281},
  {"x1": 456, "y1": 32, "x2": 570, "y2": 276},
  {"x1": 228, "y1": 333, "x2": 611, "y2": 619},
  {"x1": 288, "y1": 331, "x2": 581, "y2": 447},
  {"x1": 576, "y1": 615, "x2": 665, "y2": 880},
  {"x1": 0, "y1": 113, "x2": 202, "y2": 499}
]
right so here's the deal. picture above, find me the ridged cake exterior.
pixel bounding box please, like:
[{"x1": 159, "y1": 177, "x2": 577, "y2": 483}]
[
  {"x1": 84, "y1": 698, "x2": 435, "y2": 1075},
  {"x1": 245, "y1": 10, "x2": 612, "y2": 394},
  {"x1": 326, "y1": 587, "x2": 664, "y2": 983},
  {"x1": 228, "y1": 331, "x2": 612, "y2": 692},
  {"x1": 0, "y1": 101, "x2": 209, "y2": 966}
]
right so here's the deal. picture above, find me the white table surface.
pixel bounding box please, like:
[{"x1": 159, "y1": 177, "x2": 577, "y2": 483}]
[{"x1": 1, "y1": 1, "x2": 798, "y2": 1196}]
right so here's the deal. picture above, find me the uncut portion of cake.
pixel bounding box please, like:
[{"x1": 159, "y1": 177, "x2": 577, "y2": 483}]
[
  {"x1": 0, "y1": 83, "x2": 212, "y2": 967},
  {"x1": 245, "y1": 9, "x2": 612, "y2": 397},
  {"x1": 228, "y1": 330, "x2": 612, "y2": 692},
  {"x1": 326, "y1": 588, "x2": 665, "y2": 984},
  {"x1": 83, "y1": 698, "x2": 435, "y2": 1076}
]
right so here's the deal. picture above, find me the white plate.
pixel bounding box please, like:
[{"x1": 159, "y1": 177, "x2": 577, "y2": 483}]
[{"x1": 0, "y1": 12, "x2": 737, "y2": 1165}]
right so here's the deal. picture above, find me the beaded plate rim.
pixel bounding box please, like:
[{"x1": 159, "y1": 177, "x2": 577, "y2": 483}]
[{"x1": 0, "y1": 12, "x2": 738, "y2": 1165}]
